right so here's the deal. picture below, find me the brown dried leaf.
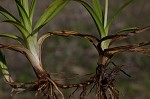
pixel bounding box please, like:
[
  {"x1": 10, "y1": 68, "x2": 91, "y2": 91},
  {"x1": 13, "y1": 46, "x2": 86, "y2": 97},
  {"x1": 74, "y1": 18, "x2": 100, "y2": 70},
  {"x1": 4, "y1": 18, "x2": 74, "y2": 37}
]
[
  {"x1": 0, "y1": 44, "x2": 29, "y2": 54},
  {"x1": 48, "y1": 30, "x2": 100, "y2": 47},
  {"x1": 99, "y1": 26, "x2": 150, "y2": 46},
  {"x1": 104, "y1": 41, "x2": 150, "y2": 56}
]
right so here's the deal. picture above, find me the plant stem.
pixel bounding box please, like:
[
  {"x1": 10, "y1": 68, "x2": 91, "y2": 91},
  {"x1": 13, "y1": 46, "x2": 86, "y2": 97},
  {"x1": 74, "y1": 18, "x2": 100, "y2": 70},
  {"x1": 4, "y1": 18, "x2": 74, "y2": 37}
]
[
  {"x1": 104, "y1": 0, "x2": 108, "y2": 29},
  {"x1": 26, "y1": 36, "x2": 47, "y2": 78}
]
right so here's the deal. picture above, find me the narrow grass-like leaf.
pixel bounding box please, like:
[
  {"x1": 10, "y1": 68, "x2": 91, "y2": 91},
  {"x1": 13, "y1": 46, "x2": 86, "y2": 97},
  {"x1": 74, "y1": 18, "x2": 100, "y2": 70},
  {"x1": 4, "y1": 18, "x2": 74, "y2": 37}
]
[
  {"x1": 0, "y1": 51, "x2": 14, "y2": 83},
  {"x1": 105, "y1": 41, "x2": 150, "y2": 56},
  {"x1": 15, "y1": 0, "x2": 32, "y2": 33},
  {"x1": 115, "y1": 27, "x2": 138, "y2": 34},
  {"x1": 22, "y1": 0, "x2": 29, "y2": 16},
  {"x1": 74, "y1": 0, "x2": 105, "y2": 37},
  {"x1": 105, "y1": 0, "x2": 133, "y2": 34},
  {"x1": 0, "y1": 6, "x2": 19, "y2": 22},
  {"x1": 18, "y1": 0, "x2": 23, "y2": 4},
  {"x1": 34, "y1": 0, "x2": 69, "y2": 35},
  {"x1": 29, "y1": 0, "x2": 37, "y2": 23},
  {"x1": 104, "y1": 0, "x2": 108, "y2": 28},
  {"x1": 92, "y1": 0, "x2": 103, "y2": 24},
  {"x1": 3, "y1": 20, "x2": 29, "y2": 37},
  {"x1": 48, "y1": 30, "x2": 99, "y2": 47},
  {"x1": 0, "y1": 44, "x2": 28, "y2": 54},
  {"x1": 0, "y1": 33, "x2": 24, "y2": 44},
  {"x1": 128, "y1": 48, "x2": 150, "y2": 56}
]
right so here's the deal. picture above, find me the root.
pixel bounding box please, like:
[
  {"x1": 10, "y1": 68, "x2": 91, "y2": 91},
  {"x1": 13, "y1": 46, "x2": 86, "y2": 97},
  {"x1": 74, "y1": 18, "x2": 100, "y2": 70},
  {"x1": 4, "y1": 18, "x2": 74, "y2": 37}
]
[
  {"x1": 56, "y1": 63, "x2": 124, "y2": 99},
  {"x1": 9, "y1": 75, "x2": 64, "y2": 99},
  {"x1": 8, "y1": 62, "x2": 129, "y2": 99},
  {"x1": 47, "y1": 77, "x2": 64, "y2": 99}
]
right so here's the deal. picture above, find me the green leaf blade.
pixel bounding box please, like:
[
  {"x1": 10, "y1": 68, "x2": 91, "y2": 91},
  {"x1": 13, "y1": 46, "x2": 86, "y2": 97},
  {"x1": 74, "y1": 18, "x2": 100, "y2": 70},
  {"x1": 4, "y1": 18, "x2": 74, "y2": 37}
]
[
  {"x1": 15, "y1": 0, "x2": 32, "y2": 33},
  {"x1": 22, "y1": 0, "x2": 29, "y2": 16},
  {"x1": 33, "y1": 0, "x2": 70, "y2": 35},
  {"x1": 74, "y1": 0, "x2": 105, "y2": 38},
  {"x1": 92, "y1": 0, "x2": 103, "y2": 24},
  {"x1": 29, "y1": 0, "x2": 37, "y2": 24},
  {"x1": 0, "y1": 51, "x2": 14, "y2": 83},
  {"x1": 0, "y1": 33, "x2": 24, "y2": 44},
  {"x1": 115, "y1": 27, "x2": 138, "y2": 34},
  {"x1": 3, "y1": 20, "x2": 29, "y2": 37},
  {"x1": 0, "y1": 6, "x2": 19, "y2": 22},
  {"x1": 106, "y1": 0, "x2": 133, "y2": 34},
  {"x1": 104, "y1": 0, "x2": 108, "y2": 28}
]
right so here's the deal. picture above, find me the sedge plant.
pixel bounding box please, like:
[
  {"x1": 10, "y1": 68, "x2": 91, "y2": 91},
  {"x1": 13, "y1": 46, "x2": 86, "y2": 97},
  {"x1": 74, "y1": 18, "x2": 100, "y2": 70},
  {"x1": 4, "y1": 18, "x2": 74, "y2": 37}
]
[
  {"x1": 0, "y1": 0, "x2": 70, "y2": 98},
  {"x1": 0, "y1": 0, "x2": 150, "y2": 99},
  {"x1": 46, "y1": 0, "x2": 150, "y2": 98}
]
